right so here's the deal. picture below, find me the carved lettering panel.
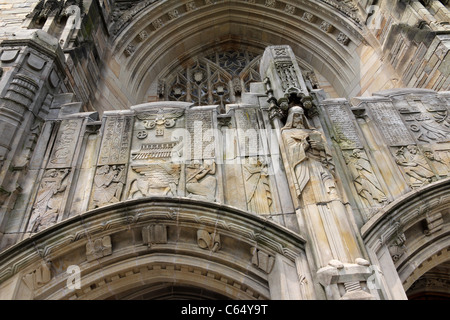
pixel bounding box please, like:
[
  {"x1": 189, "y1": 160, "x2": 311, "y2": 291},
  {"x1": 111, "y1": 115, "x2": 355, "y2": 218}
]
[
  {"x1": 325, "y1": 103, "x2": 362, "y2": 150},
  {"x1": 47, "y1": 119, "x2": 82, "y2": 168},
  {"x1": 98, "y1": 115, "x2": 133, "y2": 165},
  {"x1": 366, "y1": 101, "x2": 415, "y2": 146}
]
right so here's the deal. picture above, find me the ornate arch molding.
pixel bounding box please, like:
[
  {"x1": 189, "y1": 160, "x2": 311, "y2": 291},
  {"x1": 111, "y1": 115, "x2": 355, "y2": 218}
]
[
  {"x1": 106, "y1": 0, "x2": 370, "y2": 103},
  {"x1": 361, "y1": 178, "x2": 450, "y2": 299},
  {"x1": 0, "y1": 197, "x2": 309, "y2": 300}
]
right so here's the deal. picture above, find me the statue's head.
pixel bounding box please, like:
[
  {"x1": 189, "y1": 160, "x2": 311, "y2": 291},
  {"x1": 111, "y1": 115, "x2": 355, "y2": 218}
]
[{"x1": 283, "y1": 106, "x2": 313, "y2": 130}]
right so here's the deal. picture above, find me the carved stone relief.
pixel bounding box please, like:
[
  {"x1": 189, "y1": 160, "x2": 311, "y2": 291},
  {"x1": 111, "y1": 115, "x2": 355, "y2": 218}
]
[
  {"x1": 128, "y1": 163, "x2": 182, "y2": 199},
  {"x1": 97, "y1": 115, "x2": 133, "y2": 165},
  {"x1": 22, "y1": 262, "x2": 52, "y2": 291},
  {"x1": 343, "y1": 149, "x2": 387, "y2": 211},
  {"x1": 47, "y1": 119, "x2": 82, "y2": 168},
  {"x1": 398, "y1": 97, "x2": 450, "y2": 144},
  {"x1": 197, "y1": 230, "x2": 221, "y2": 252},
  {"x1": 90, "y1": 165, "x2": 126, "y2": 209},
  {"x1": 388, "y1": 233, "x2": 407, "y2": 263},
  {"x1": 186, "y1": 160, "x2": 217, "y2": 202},
  {"x1": 393, "y1": 145, "x2": 436, "y2": 188},
  {"x1": 86, "y1": 236, "x2": 112, "y2": 262},
  {"x1": 29, "y1": 168, "x2": 70, "y2": 233},
  {"x1": 422, "y1": 147, "x2": 450, "y2": 178},
  {"x1": 243, "y1": 158, "x2": 273, "y2": 215}
]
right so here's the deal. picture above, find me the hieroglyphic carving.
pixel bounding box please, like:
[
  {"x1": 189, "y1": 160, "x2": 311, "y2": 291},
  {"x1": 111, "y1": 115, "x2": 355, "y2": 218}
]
[
  {"x1": 367, "y1": 101, "x2": 416, "y2": 146},
  {"x1": 98, "y1": 115, "x2": 133, "y2": 165},
  {"x1": 344, "y1": 149, "x2": 387, "y2": 212},
  {"x1": 47, "y1": 119, "x2": 82, "y2": 168},
  {"x1": 197, "y1": 230, "x2": 221, "y2": 252},
  {"x1": 29, "y1": 168, "x2": 70, "y2": 233},
  {"x1": 243, "y1": 158, "x2": 273, "y2": 214},
  {"x1": 325, "y1": 103, "x2": 362, "y2": 149},
  {"x1": 394, "y1": 145, "x2": 436, "y2": 188},
  {"x1": 90, "y1": 165, "x2": 126, "y2": 209},
  {"x1": 86, "y1": 236, "x2": 112, "y2": 262},
  {"x1": 185, "y1": 110, "x2": 214, "y2": 160},
  {"x1": 235, "y1": 108, "x2": 261, "y2": 157},
  {"x1": 186, "y1": 161, "x2": 216, "y2": 202}
]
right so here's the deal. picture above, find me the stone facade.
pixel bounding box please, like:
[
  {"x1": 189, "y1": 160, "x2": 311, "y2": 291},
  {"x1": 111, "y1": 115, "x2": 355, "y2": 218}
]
[{"x1": 0, "y1": 0, "x2": 449, "y2": 300}]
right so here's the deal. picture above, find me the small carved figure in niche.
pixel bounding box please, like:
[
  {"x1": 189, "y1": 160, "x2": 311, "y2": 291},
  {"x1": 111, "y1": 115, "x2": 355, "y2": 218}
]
[
  {"x1": 281, "y1": 106, "x2": 337, "y2": 203},
  {"x1": 186, "y1": 161, "x2": 216, "y2": 202},
  {"x1": 394, "y1": 145, "x2": 435, "y2": 188},
  {"x1": 29, "y1": 169, "x2": 70, "y2": 233},
  {"x1": 91, "y1": 165, "x2": 126, "y2": 208},
  {"x1": 243, "y1": 158, "x2": 273, "y2": 214},
  {"x1": 345, "y1": 149, "x2": 387, "y2": 206},
  {"x1": 423, "y1": 149, "x2": 450, "y2": 177}
]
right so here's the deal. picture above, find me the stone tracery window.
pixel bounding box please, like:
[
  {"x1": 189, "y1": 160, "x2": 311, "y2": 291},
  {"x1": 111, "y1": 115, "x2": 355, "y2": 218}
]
[{"x1": 161, "y1": 50, "x2": 262, "y2": 108}]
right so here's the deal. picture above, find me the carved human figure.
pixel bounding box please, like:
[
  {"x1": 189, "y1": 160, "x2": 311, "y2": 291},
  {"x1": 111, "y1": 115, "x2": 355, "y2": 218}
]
[
  {"x1": 394, "y1": 145, "x2": 435, "y2": 187},
  {"x1": 281, "y1": 106, "x2": 336, "y2": 203},
  {"x1": 345, "y1": 149, "x2": 387, "y2": 206},
  {"x1": 186, "y1": 161, "x2": 216, "y2": 202},
  {"x1": 243, "y1": 158, "x2": 273, "y2": 214},
  {"x1": 29, "y1": 168, "x2": 70, "y2": 233},
  {"x1": 423, "y1": 149, "x2": 450, "y2": 177},
  {"x1": 91, "y1": 165, "x2": 126, "y2": 208}
]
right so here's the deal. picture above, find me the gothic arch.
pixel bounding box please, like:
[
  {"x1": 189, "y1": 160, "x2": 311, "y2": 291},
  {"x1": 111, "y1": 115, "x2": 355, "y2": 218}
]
[
  {"x1": 0, "y1": 197, "x2": 309, "y2": 300},
  {"x1": 361, "y1": 178, "x2": 450, "y2": 299},
  {"x1": 98, "y1": 0, "x2": 378, "y2": 110}
]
